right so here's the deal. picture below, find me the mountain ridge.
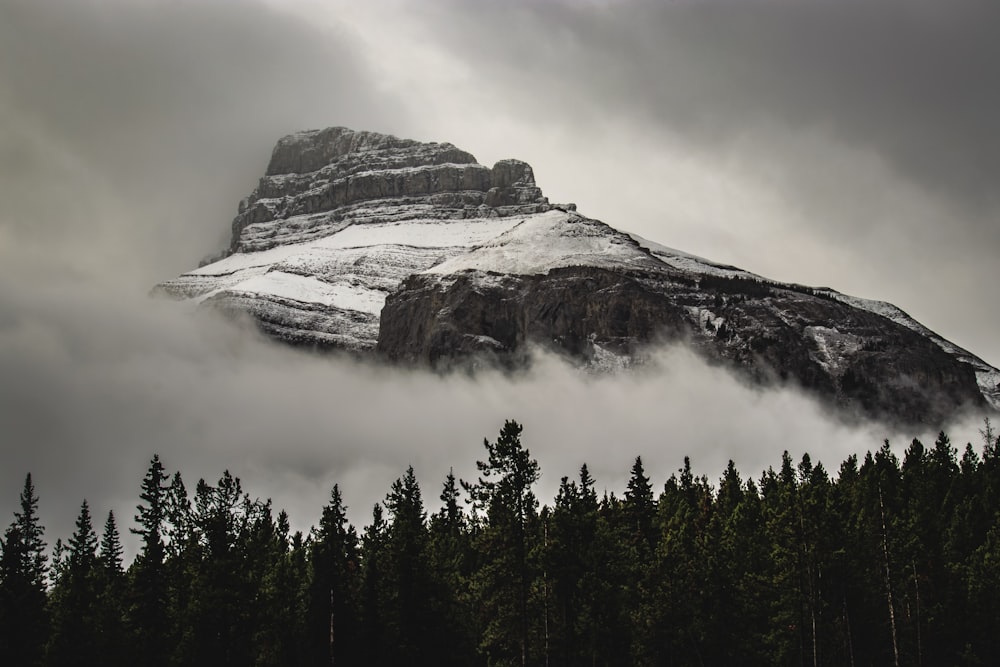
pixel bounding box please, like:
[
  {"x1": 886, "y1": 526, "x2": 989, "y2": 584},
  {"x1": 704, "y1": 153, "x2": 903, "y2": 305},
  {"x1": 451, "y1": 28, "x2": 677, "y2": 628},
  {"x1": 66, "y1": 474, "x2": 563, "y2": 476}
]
[{"x1": 155, "y1": 126, "x2": 999, "y2": 426}]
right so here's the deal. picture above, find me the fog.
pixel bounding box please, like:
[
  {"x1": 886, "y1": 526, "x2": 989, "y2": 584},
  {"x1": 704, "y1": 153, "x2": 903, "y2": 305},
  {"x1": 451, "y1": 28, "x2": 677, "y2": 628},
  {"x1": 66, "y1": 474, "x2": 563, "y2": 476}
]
[
  {"x1": 0, "y1": 276, "x2": 983, "y2": 557},
  {"x1": 1, "y1": 0, "x2": 996, "y2": 556}
]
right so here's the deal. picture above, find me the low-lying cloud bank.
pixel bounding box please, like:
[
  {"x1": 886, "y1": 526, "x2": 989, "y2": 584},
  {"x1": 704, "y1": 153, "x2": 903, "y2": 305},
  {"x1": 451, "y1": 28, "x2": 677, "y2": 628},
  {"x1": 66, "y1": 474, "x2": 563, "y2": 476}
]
[{"x1": 1, "y1": 277, "x2": 988, "y2": 559}]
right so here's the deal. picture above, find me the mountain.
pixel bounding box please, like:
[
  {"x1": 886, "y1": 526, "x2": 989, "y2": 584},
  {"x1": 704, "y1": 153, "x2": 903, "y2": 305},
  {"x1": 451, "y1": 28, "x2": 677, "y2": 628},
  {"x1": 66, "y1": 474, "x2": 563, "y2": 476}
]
[{"x1": 155, "y1": 127, "x2": 1000, "y2": 426}]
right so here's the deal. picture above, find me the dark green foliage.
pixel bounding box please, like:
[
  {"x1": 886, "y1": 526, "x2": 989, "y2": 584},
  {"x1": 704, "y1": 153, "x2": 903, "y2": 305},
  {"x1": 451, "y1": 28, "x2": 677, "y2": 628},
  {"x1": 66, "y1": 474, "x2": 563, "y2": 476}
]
[
  {"x1": 0, "y1": 474, "x2": 49, "y2": 666},
  {"x1": 177, "y1": 471, "x2": 264, "y2": 664},
  {"x1": 464, "y1": 419, "x2": 541, "y2": 666},
  {"x1": 307, "y1": 484, "x2": 362, "y2": 665},
  {"x1": 94, "y1": 511, "x2": 128, "y2": 666},
  {"x1": 47, "y1": 500, "x2": 103, "y2": 666},
  {"x1": 378, "y1": 466, "x2": 444, "y2": 664},
  {"x1": 128, "y1": 455, "x2": 170, "y2": 666},
  {"x1": 427, "y1": 469, "x2": 478, "y2": 664},
  {"x1": 8, "y1": 419, "x2": 1000, "y2": 665},
  {"x1": 699, "y1": 274, "x2": 774, "y2": 297}
]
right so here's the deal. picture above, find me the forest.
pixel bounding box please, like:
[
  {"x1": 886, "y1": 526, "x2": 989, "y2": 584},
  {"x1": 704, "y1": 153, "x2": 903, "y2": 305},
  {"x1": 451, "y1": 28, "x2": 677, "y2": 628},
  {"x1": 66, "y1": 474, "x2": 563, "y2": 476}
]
[{"x1": 2, "y1": 419, "x2": 999, "y2": 666}]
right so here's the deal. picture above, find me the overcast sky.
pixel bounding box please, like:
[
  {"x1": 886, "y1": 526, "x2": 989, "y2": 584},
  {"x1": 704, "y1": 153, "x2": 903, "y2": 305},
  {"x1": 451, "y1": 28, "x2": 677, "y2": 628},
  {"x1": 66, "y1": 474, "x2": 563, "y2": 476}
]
[{"x1": 1, "y1": 0, "x2": 997, "y2": 556}]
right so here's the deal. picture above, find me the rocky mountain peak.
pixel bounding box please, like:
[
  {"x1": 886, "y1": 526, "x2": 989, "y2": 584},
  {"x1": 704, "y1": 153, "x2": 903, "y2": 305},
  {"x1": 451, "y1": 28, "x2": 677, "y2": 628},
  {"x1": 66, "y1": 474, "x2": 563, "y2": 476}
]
[
  {"x1": 157, "y1": 126, "x2": 1000, "y2": 427},
  {"x1": 264, "y1": 126, "x2": 477, "y2": 176},
  {"x1": 227, "y1": 128, "x2": 554, "y2": 254}
]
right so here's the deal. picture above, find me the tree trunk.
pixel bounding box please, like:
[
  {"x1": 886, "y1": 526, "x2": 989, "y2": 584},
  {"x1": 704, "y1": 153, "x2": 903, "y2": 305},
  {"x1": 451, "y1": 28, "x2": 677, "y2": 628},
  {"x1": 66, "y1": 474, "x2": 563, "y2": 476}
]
[
  {"x1": 329, "y1": 588, "x2": 336, "y2": 667},
  {"x1": 878, "y1": 485, "x2": 900, "y2": 667}
]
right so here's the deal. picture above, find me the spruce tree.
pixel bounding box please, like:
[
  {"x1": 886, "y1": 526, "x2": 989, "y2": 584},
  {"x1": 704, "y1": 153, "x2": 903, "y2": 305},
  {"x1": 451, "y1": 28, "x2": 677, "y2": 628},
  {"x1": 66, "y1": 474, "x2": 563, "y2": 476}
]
[
  {"x1": 360, "y1": 504, "x2": 389, "y2": 665},
  {"x1": 100, "y1": 511, "x2": 124, "y2": 576},
  {"x1": 383, "y1": 466, "x2": 438, "y2": 663},
  {"x1": 48, "y1": 500, "x2": 101, "y2": 665},
  {"x1": 0, "y1": 474, "x2": 48, "y2": 666},
  {"x1": 128, "y1": 455, "x2": 170, "y2": 666},
  {"x1": 643, "y1": 457, "x2": 713, "y2": 664},
  {"x1": 623, "y1": 456, "x2": 655, "y2": 550},
  {"x1": 428, "y1": 469, "x2": 477, "y2": 665},
  {"x1": 184, "y1": 471, "x2": 257, "y2": 665},
  {"x1": 307, "y1": 484, "x2": 361, "y2": 665},
  {"x1": 465, "y1": 420, "x2": 540, "y2": 666},
  {"x1": 95, "y1": 511, "x2": 127, "y2": 666}
]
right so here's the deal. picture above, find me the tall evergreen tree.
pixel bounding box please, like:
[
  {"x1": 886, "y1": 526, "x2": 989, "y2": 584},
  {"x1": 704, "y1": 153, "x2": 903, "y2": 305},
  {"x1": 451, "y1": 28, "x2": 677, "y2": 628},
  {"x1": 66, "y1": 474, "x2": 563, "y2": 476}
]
[
  {"x1": 465, "y1": 420, "x2": 540, "y2": 666},
  {"x1": 0, "y1": 474, "x2": 48, "y2": 666},
  {"x1": 251, "y1": 507, "x2": 308, "y2": 666},
  {"x1": 100, "y1": 511, "x2": 124, "y2": 576},
  {"x1": 428, "y1": 469, "x2": 477, "y2": 665},
  {"x1": 360, "y1": 504, "x2": 390, "y2": 665},
  {"x1": 643, "y1": 456, "x2": 714, "y2": 665},
  {"x1": 47, "y1": 500, "x2": 101, "y2": 665},
  {"x1": 383, "y1": 466, "x2": 439, "y2": 663},
  {"x1": 95, "y1": 511, "x2": 127, "y2": 666},
  {"x1": 623, "y1": 456, "x2": 656, "y2": 550},
  {"x1": 307, "y1": 484, "x2": 361, "y2": 665},
  {"x1": 128, "y1": 455, "x2": 170, "y2": 666},
  {"x1": 182, "y1": 471, "x2": 259, "y2": 665},
  {"x1": 717, "y1": 468, "x2": 772, "y2": 663},
  {"x1": 542, "y1": 466, "x2": 605, "y2": 666}
]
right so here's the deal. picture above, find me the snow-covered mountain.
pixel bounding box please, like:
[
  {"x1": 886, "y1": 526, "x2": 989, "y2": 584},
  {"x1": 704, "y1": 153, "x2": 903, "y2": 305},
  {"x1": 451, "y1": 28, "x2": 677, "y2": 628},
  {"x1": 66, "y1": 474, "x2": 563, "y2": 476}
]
[{"x1": 156, "y1": 127, "x2": 999, "y2": 426}]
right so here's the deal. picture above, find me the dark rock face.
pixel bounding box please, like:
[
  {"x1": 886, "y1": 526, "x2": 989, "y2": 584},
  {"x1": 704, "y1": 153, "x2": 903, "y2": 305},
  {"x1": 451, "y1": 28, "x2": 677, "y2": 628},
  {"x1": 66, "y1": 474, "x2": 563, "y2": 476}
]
[
  {"x1": 377, "y1": 266, "x2": 985, "y2": 426},
  {"x1": 264, "y1": 127, "x2": 478, "y2": 176}
]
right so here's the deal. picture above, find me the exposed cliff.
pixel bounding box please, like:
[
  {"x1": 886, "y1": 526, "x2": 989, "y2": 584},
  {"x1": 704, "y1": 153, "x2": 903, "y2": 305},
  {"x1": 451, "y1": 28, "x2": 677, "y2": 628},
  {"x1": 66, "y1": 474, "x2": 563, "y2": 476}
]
[{"x1": 155, "y1": 127, "x2": 999, "y2": 426}]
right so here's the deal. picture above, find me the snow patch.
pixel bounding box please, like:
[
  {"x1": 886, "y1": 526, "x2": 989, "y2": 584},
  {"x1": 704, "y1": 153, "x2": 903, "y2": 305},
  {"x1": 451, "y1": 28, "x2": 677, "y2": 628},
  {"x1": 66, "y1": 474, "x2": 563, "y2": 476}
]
[
  {"x1": 426, "y1": 211, "x2": 662, "y2": 276},
  {"x1": 629, "y1": 233, "x2": 763, "y2": 280},
  {"x1": 686, "y1": 306, "x2": 725, "y2": 336},
  {"x1": 806, "y1": 326, "x2": 862, "y2": 375},
  {"x1": 818, "y1": 290, "x2": 1000, "y2": 408},
  {"x1": 588, "y1": 342, "x2": 633, "y2": 373},
  {"x1": 220, "y1": 271, "x2": 386, "y2": 315}
]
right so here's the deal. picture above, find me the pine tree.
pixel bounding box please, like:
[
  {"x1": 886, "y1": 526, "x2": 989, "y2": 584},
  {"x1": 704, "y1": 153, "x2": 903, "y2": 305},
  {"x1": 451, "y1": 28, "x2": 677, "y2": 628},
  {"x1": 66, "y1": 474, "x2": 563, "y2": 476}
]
[
  {"x1": 465, "y1": 420, "x2": 540, "y2": 666},
  {"x1": 623, "y1": 456, "x2": 655, "y2": 550},
  {"x1": 718, "y1": 470, "x2": 772, "y2": 663},
  {"x1": 383, "y1": 466, "x2": 438, "y2": 663},
  {"x1": 128, "y1": 455, "x2": 170, "y2": 665},
  {"x1": 360, "y1": 503, "x2": 390, "y2": 665},
  {"x1": 47, "y1": 500, "x2": 101, "y2": 665},
  {"x1": 0, "y1": 474, "x2": 49, "y2": 666},
  {"x1": 161, "y1": 471, "x2": 196, "y2": 663},
  {"x1": 585, "y1": 489, "x2": 633, "y2": 665},
  {"x1": 542, "y1": 466, "x2": 604, "y2": 666},
  {"x1": 183, "y1": 471, "x2": 259, "y2": 665},
  {"x1": 100, "y1": 511, "x2": 124, "y2": 576},
  {"x1": 307, "y1": 484, "x2": 361, "y2": 665},
  {"x1": 95, "y1": 511, "x2": 127, "y2": 666},
  {"x1": 643, "y1": 456, "x2": 714, "y2": 665},
  {"x1": 252, "y1": 507, "x2": 308, "y2": 666},
  {"x1": 428, "y1": 469, "x2": 477, "y2": 665}
]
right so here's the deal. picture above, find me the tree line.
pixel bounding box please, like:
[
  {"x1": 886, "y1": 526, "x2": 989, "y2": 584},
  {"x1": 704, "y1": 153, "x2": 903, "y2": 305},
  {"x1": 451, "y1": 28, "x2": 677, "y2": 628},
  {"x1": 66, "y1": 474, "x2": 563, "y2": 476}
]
[{"x1": 2, "y1": 419, "x2": 999, "y2": 666}]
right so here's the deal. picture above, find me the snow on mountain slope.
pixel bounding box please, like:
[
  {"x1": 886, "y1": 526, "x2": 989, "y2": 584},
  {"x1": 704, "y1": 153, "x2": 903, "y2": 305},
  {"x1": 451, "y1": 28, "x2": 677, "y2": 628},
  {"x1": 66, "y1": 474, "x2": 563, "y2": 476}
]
[
  {"x1": 156, "y1": 126, "x2": 1000, "y2": 420},
  {"x1": 815, "y1": 291, "x2": 1000, "y2": 410},
  {"x1": 630, "y1": 233, "x2": 1000, "y2": 409},
  {"x1": 628, "y1": 233, "x2": 760, "y2": 280},
  {"x1": 158, "y1": 215, "x2": 533, "y2": 348},
  {"x1": 425, "y1": 211, "x2": 665, "y2": 278},
  {"x1": 156, "y1": 125, "x2": 561, "y2": 349}
]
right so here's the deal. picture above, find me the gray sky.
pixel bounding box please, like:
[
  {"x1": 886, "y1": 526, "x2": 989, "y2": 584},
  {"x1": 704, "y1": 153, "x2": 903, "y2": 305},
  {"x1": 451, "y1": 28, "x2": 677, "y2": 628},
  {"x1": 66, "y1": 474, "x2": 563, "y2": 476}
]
[{"x1": 1, "y1": 0, "x2": 996, "y2": 556}]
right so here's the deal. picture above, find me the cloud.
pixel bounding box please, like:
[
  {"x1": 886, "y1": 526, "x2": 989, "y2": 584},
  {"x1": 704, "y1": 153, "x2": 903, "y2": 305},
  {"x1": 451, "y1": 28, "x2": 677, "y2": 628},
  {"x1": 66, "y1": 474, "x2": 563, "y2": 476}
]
[
  {"x1": 401, "y1": 0, "x2": 1000, "y2": 210},
  {"x1": 0, "y1": 0, "x2": 394, "y2": 280},
  {"x1": 0, "y1": 273, "x2": 981, "y2": 559},
  {"x1": 326, "y1": 0, "x2": 1000, "y2": 364},
  {"x1": 0, "y1": 0, "x2": 995, "y2": 560}
]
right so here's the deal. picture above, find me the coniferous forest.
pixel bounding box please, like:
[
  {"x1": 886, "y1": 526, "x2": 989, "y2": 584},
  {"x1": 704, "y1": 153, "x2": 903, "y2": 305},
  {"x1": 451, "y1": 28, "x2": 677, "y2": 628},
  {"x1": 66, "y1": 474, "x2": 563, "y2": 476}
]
[{"x1": 2, "y1": 420, "x2": 1000, "y2": 666}]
